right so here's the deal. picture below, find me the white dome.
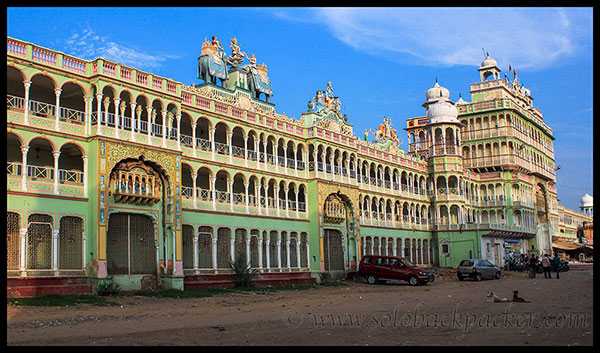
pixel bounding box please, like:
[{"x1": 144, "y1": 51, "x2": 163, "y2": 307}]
[
  {"x1": 427, "y1": 100, "x2": 458, "y2": 123},
  {"x1": 481, "y1": 55, "x2": 497, "y2": 68},
  {"x1": 426, "y1": 81, "x2": 450, "y2": 103},
  {"x1": 580, "y1": 193, "x2": 593, "y2": 207}
]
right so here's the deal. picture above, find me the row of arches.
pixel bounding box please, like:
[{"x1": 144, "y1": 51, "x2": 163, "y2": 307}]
[
  {"x1": 181, "y1": 226, "x2": 309, "y2": 271},
  {"x1": 180, "y1": 165, "x2": 307, "y2": 215},
  {"x1": 361, "y1": 237, "x2": 434, "y2": 265},
  {"x1": 7, "y1": 132, "x2": 87, "y2": 195},
  {"x1": 7, "y1": 212, "x2": 85, "y2": 272}
]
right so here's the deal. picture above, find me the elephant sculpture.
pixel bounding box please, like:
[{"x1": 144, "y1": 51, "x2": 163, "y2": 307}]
[
  {"x1": 198, "y1": 53, "x2": 228, "y2": 86},
  {"x1": 247, "y1": 68, "x2": 272, "y2": 103}
]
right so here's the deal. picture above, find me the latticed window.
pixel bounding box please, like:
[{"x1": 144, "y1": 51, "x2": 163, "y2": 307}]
[
  {"x1": 59, "y1": 216, "x2": 83, "y2": 270},
  {"x1": 27, "y1": 214, "x2": 53, "y2": 270},
  {"x1": 289, "y1": 232, "x2": 298, "y2": 268},
  {"x1": 269, "y1": 231, "x2": 278, "y2": 268},
  {"x1": 182, "y1": 225, "x2": 194, "y2": 269},
  {"x1": 7, "y1": 212, "x2": 21, "y2": 270},
  {"x1": 300, "y1": 232, "x2": 308, "y2": 267},
  {"x1": 250, "y1": 234, "x2": 259, "y2": 268},
  {"x1": 198, "y1": 226, "x2": 213, "y2": 269},
  {"x1": 216, "y1": 228, "x2": 231, "y2": 269},
  {"x1": 280, "y1": 232, "x2": 288, "y2": 268}
]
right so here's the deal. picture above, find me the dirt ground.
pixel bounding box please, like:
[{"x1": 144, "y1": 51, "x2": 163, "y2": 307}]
[{"x1": 7, "y1": 267, "x2": 593, "y2": 346}]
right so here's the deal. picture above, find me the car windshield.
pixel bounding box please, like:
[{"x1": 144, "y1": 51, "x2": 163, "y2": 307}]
[{"x1": 402, "y1": 259, "x2": 415, "y2": 267}]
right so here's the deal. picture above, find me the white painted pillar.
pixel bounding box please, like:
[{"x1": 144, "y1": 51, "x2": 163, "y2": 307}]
[
  {"x1": 84, "y1": 95, "x2": 92, "y2": 136},
  {"x1": 285, "y1": 187, "x2": 290, "y2": 218},
  {"x1": 210, "y1": 128, "x2": 216, "y2": 161},
  {"x1": 286, "y1": 238, "x2": 291, "y2": 270},
  {"x1": 21, "y1": 146, "x2": 29, "y2": 192},
  {"x1": 162, "y1": 111, "x2": 168, "y2": 148},
  {"x1": 227, "y1": 132, "x2": 233, "y2": 164},
  {"x1": 20, "y1": 228, "x2": 27, "y2": 271},
  {"x1": 211, "y1": 177, "x2": 217, "y2": 210},
  {"x1": 263, "y1": 141, "x2": 268, "y2": 170},
  {"x1": 228, "y1": 179, "x2": 234, "y2": 212},
  {"x1": 258, "y1": 234, "x2": 263, "y2": 271},
  {"x1": 52, "y1": 228, "x2": 59, "y2": 271},
  {"x1": 212, "y1": 236, "x2": 218, "y2": 271},
  {"x1": 176, "y1": 113, "x2": 181, "y2": 151},
  {"x1": 23, "y1": 80, "x2": 31, "y2": 125},
  {"x1": 274, "y1": 143, "x2": 279, "y2": 173},
  {"x1": 191, "y1": 122, "x2": 197, "y2": 157},
  {"x1": 296, "y1": 240, "x2": 301, "y2": 269},
  {"x1": 129, "y1": 102, "x2": 137, "y2": 141},
  {"x1": 96, "y1": 94, "x2": 103, "y2": 135},
  {"x1": 114, "y1": 98, "x2": 121, "y2": 138},
  {"x1": 263, "y1": 185, "x2": 269, "y2": 216},
  {"x1": 246, "y1": 234, "x2": 251, "y2": 267},
  {"x1": 243, "y1": 135, "x2": 249, "y2": 167},
  {"x1": 54, "y1": 88, "x2": 62, "y2": 131},
  {"x1": 295, "y1": 189, "x2": 300, "y2": 219},
  {"x1": 147, "y1": 107, "x2": 153, "y2": 143},
  {"x1": 230, "y1": 230, "x2": 236, "y2": 263},
  {"x1": 244, "y1": 182, "x2": 250, "y2": 214},
  {"x1": 277, "y1": 233, "x2": 282, "y2": 270},
  {"x1": 82, "y1": 156, "x2": 88, "y2": 198},
  {"x1": 53, "y1": 151, "x2": 60, "y2": 195},
  {"x1": 192, "y1": 174, "x2": 198, "y2": 209},
  {"x1": 275, "y1": 186, "x2": 280, "y2": 217},
  {"x1": 193, "y1": 232, "x2": 199, "y2": 271},
  {"x1": 265, "y1": 237, "x2": 271, "y2": 270}
]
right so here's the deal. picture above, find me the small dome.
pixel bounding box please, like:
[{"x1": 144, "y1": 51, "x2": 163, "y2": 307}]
[
  {"x1": 427, "y1": 100, "x2": 458, "y2": 123},
  {"x1": 481, "y1": 54, "x2": 497, "y2": 68},
  {"x1": 426, "y1": 81, "x2": 450, "y2": 103},
  {"x1": 580, "y1": 193, "x2": 593, "y2": 207},
  {"x1": 456, "y1": 96, "x2": 468, "y2": 105}
]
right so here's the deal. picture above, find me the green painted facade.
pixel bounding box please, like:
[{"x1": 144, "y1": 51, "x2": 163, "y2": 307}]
[{"x1": 7, "y1": 38, "x2": 556, "y2": 292}]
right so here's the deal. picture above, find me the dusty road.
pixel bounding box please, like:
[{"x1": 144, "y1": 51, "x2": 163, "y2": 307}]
[{"x1": 7, "y1": 268, "x2": 593, "y2": 346}]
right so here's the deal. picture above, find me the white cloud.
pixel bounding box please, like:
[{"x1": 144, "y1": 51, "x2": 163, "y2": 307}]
[
  {"x1": 273, "y1": 7, "x2": 591, "y2": 71},
  {"x1": 62, "y1": 25, "x2": 177, "y2": 71}
]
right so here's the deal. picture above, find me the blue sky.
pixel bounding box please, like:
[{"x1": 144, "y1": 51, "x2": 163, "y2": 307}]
[{"x1": 7, "y1": 7, "x2": 593, "y2": 212}]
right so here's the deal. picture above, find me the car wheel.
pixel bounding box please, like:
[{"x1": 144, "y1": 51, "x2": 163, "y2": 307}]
[
  {"x1": 495, "y1": 272, "x2": 501, "y2": 279},
  {"x1": 408, "y1": 276, "x2": 418, "y2": 286},
  {"x1": 474, "y1": 273, "x2": 482, "y2": 281},
  {"x1": 457, "y1": 274, "x2": 464, "y2": 281},
  {"x1": 367, "y1": 273, "x2": 377, "y2": 285}
]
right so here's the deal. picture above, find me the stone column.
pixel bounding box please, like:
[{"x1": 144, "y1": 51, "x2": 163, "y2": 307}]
[
  {"x1": 212, "y1": 236, "x2": 218, "y2": 271},
  {"x1": 295, "y1": 189, "x2": 300, "y2": 219},
  {"x1": 21, "y1": 146, "x2": 29, "y2": 191},
  {"x1": 210, "y1": 128, "x2": 216, "y2": 161},
  {"x1": 82, "y1": 156, "x2": 88, "y2": 198},
  {"x1": 294, "y1": 146, "x2": 298, "y2": 177},
  {"x1": 129, "y1": 102, "x2": 137, "y2": 141},
  {"x1": 23, "y1": 80, "x2": 32, "y2": 125},
  {"x1": 256, "y1": 184, "x2": 262, "y2": 215},
  {"x1": 244, "y1": 182, "x2": 250, "y2": 214},
  {"x1": 227, "y1": 132, "x2": 233, "y2": 164},
  {"x1": 96, "y1": 94, "x2": 103, "y2": 135},
  {"x1": 193, "y1": 231, "x2": 199, "y2": 271},
  {"x1": 274, "y1": 143, "x2": 279, "y2": 173},
  {"x1": 84, "y1": 95, "x2": 92, "y2": 136},
  {"x1": 263, "y1": 185, "x2": 269, "y2": 216},
  {"x1": 211, "y1": 176, "x2": 217, "y2": 211},
  {"x1": 146, "y1": 107, "x2": 153, "y2": 143},
  {"x1": 19, "y1": 228, "x2": 27, "y2": 272},
  {"x1": 246, "y1": 233, "x2": 251, "y2": 267},
  {"x1": 162, "y1": 111, "x2": 168, "y2": 148},
  {"x1": 296, "y1": 240, "x2": 301, "y2": 269},
  {"x1": 52, "y1": 229, "x2": 59, "y2": 271},
  {"x1": 265, "y1": 237, "x2": 271, "y2": 270},
  {"x1": 230, "y1": 230, "x2": 236, "y2": 263},
  {"x1": 53, "y1": 151, "x2": 61, "y2": 195},
  {"x1": 314, "y1": 150, "x2": 319, "y2": 178},
  {"x1": 176, "y1": 113, "x2": 181, "y2": 151},
  {"x1": 103, "y1": 97, "x2": 110, "y2": 133},
  {"x1": 275, "y1": 186, "x2": 280, "y2": 217},
  {"x1": 258, "y1": 234, "x2": 264, "y2": 271},
  {"x1": 228, "y1": 179, "x2": 234, "y2": 212},
  {"x1": 114, "y1": 98, "x2": 121, "y2": 138},
  {"x1": 54, "y1": 88, "x2": 62, "y2": 131},
  {"x1": 191, "y1": 122, "x2": 197, "y2": 157},
  {"x1": 286, "y1": 238, "x2": 291, "y2": 270},
  {"x1": 243, "y1": 135, "x2": 249, "y2": 167},
  {"x1": 285, "y1": 187, "x2": 290, "y2": 218},
  {"x1": 192, "y1": 174, "x2": 198, "y2": 209},
  {"x1": 283, "y1": 146, "x2": 288, "y2": 175},
  {"x1": 276, "y1": 233, "x2": 282, "y2": 270},
  {"x1": 263, "y1": 141, "x2": 268, "y2": 170}
]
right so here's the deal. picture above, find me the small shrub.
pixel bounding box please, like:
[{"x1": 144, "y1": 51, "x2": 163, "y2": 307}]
[
  {"x1": 96, "y1": 281, "x2": 121, "y2": 296},
  {"x1": 230, "y1": 250, "x2": 258, "y2": 287}
]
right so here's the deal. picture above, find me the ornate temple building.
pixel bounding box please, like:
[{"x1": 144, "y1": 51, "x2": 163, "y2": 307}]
[{"x1": 6, "y1": 37, "x2": 589, "y2": 296}]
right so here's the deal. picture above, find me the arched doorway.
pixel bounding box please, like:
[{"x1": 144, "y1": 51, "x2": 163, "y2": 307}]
[
  {"x1": 106, "y1": 213, "x2": 156, "y2": 275},
  {"x1": 321, "y1": 192, "x2": 357, "y2": 278}
]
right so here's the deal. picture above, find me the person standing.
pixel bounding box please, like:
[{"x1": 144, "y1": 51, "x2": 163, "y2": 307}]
[
  {"x1": 529, "y1": 254, "x2": 537, "y2": 279},
  {"x1": 553, "y1": 253, "x2": 561, "y2": 279},
  {"x1": 541, "y1": 253, "x2": 552, "y2": 279}
]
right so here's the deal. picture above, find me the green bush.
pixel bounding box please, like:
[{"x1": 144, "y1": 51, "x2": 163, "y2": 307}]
[
  {"x1": 95, "y1": 281, "x2": 121, "y2": 296},
  {"x1": 230, "y1": 250, "x2": 258, "y2": 287}
]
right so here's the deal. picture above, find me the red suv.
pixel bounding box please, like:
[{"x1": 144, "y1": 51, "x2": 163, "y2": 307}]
[{"x1": 358, "y1": 255, "x2": 434, "y2": 286}]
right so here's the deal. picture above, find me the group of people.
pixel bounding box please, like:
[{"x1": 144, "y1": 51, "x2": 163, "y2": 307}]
[{"x1": 504, "y1": 252, "x2": 562, "y2": 279}]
